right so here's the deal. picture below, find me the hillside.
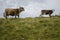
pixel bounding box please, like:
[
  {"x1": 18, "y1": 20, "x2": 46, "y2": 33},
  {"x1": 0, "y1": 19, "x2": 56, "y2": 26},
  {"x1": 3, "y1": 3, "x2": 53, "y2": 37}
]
[{"x1": 0, "y1": 16, "x2": 60, "y2": 40}]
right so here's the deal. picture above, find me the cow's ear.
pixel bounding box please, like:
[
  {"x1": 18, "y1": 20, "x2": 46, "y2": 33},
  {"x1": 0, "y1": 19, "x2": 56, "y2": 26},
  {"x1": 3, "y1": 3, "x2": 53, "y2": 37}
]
[
  {"x1": 53, "y1": 10, "x2": 55, "y2": 11},
  {"x1": 52, "y1": 9, "x2": 55, "y2": 11},
  {"x1": 19, "y1": 7, "x2": 22, "y2": 9}
]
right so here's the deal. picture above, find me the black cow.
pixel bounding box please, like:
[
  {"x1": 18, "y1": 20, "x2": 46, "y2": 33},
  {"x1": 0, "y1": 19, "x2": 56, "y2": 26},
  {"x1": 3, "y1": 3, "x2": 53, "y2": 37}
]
[{"x1": 40, "y1": 10, "x2": 55, "y2": 17}]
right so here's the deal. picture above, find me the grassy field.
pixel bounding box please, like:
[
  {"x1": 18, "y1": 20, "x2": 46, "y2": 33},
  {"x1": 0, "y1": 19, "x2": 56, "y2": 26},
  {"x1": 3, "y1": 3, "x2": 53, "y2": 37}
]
[{"x1": 0, "y1": 16, "x2": 60, "y2": 40}]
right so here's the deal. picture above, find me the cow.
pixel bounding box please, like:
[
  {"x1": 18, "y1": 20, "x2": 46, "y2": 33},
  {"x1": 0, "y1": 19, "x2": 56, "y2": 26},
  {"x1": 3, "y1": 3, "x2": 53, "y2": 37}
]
[
  {"x1": 40, "y1": 10, "x2": 55, "y2": 17},
  {"x1": 3, "y1": 7, "x2": 24, "y2": 18}
]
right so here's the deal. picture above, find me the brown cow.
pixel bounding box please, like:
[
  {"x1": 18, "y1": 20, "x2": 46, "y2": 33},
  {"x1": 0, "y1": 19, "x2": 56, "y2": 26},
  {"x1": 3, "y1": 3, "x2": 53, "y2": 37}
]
[
  {"x1": 40, "y1": 10, "x2": 55, "y2": 17},
  {"x1": 4, "y1": 7, "x2": 24, "y2": 18}
]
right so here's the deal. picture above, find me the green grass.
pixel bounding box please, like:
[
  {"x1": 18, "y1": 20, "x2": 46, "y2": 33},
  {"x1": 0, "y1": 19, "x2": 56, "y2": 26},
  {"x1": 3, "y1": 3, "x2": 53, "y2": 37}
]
[{"x1": 0, "y1": 16, "x2": 60, "y2": 40}]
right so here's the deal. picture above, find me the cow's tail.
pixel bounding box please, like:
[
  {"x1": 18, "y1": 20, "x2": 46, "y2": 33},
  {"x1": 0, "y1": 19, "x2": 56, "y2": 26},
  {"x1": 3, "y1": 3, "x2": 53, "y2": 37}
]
[{"x1": 3, "y1": 12, "x2": 6, "y2": 17}]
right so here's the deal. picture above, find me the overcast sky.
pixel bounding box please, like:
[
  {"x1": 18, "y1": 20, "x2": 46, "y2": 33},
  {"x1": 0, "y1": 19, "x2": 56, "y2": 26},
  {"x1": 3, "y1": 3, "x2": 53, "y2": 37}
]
[{"x1": 0, "y1": 0, "x2": 60, "y2": 18}]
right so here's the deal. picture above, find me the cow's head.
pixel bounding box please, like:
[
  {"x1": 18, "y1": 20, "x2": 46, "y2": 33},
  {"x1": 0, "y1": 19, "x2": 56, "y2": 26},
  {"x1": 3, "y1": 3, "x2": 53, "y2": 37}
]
[{"x1": 19, "y1": 7, "x2": 24, "y2": 12}]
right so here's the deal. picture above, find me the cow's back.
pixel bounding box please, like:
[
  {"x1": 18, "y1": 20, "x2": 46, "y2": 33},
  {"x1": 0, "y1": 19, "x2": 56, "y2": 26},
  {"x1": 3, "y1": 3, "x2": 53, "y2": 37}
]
[{"x1": 5, "y1": 8, "x2": 19, "y2": 15}]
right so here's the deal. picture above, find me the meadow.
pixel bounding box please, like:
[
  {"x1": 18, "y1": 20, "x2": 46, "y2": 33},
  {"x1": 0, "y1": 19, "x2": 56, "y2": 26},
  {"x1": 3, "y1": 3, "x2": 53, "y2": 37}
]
[{"x1": 0, "y1": 16, "x2": 60, "y2": 40}]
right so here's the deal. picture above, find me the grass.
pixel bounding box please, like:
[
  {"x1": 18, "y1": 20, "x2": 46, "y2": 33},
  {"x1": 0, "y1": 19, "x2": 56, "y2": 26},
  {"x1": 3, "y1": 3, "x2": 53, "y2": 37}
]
[{"x1": 0, "y1": 16, "x2": 60, "y2": 40}]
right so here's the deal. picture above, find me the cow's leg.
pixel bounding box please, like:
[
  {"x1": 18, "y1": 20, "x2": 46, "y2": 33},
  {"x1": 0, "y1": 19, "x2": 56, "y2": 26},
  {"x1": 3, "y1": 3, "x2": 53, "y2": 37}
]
[
  {"x1": 5, "y1": 16, "x2": 7, "y2": 19},
  {"x1": 3, "y1": 13, "x2": 7, "y2": 19},
  {"x1": 49, "y1": 13, "x2": 51, "y2": 17},
  {"x1": 3, "y1": 13, "x2": 5, "y2": 17},
  {"x1": 40, "y1": 14, "x2": 42, "y2": 17},
  {"x1": 18, "y1": 15, "x2": 19, "y2": 18},
  {"x1": 15, "y1": 13, "x2": 16, "y2": 18},
  {"x1": 5, "y1": 15, "x2": 8, "y2": 19},
  {"x1": 5, "y1": 14, "x2": 7, "y2": 19},
  {"x1": 15, "y1": 15, "x2": 16, "y2": 18},
  {"x1": 40, "y1": 13, "x2": 43, "y2": 17},
  {"x1": 40, "y1": 12, "x2": 42, "y2": 17}
]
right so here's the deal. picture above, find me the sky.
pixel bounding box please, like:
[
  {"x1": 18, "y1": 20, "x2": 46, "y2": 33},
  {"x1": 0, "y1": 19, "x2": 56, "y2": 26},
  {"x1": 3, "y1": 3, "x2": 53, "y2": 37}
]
[{"x1": 0, "y1": 0, "x2": 60, "y2": 18}]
